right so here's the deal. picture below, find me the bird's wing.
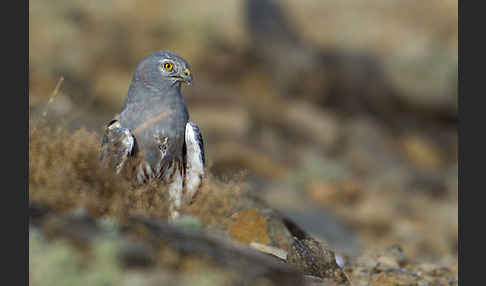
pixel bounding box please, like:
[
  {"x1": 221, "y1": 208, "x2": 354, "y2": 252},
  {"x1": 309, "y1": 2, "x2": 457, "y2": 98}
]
[
  {"x1": 100, "y1": 116, "x2": 135, "y2": 174},
  {"x1": 183, "y1": 122, "x2": 205, "y2": 204}
]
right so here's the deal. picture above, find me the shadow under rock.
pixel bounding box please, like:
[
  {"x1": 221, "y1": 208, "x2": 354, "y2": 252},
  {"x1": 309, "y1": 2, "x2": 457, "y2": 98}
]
[{"x1": 275, "y1": 204, "x2": 362, "y2": 257}]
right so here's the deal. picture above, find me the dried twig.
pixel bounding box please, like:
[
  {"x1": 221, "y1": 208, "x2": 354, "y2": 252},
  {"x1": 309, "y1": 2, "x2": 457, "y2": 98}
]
[
  {"x1": 42, "y1": 76, "x2": 64, "y2": 117},
  {"x1": 31, "y1": 76, "x2": 64, "y2": 134}
]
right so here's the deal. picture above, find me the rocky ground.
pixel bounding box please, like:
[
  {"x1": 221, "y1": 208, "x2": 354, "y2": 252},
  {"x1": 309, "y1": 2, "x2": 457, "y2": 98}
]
[
  {"x1": 29, "y1": 0, "x2": 457, "y2": 285},
  {"x1": 28, "y1": 124, "x2": 457, "y2": 285}
]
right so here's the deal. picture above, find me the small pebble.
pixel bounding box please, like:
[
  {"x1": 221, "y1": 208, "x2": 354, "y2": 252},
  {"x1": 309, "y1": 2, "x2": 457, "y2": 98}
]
[{"x1": 335, "y1": 255, "x2": 345, "y2": 269}]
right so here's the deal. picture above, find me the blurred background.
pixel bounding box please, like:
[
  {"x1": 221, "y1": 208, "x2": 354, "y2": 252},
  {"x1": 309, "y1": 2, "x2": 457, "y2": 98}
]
[{"x1": 29, "y1": 0, "x2": 457, "y2": 265}]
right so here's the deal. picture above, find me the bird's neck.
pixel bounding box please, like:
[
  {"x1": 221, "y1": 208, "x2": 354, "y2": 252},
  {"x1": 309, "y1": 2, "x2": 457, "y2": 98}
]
[{"x1": 122, "y1": 80, "x2": 182, "y2": 109}]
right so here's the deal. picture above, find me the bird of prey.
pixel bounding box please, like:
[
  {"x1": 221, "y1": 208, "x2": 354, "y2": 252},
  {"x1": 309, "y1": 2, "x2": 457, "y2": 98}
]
[{"x1": 100, "y1": 50, "x2": 205, "y2": 220}]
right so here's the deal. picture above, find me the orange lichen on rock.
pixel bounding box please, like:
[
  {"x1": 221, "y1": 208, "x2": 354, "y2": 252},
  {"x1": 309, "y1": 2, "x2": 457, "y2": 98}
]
[{"x1": 227, "y1": 208, "x2": 269, "y2": 245}]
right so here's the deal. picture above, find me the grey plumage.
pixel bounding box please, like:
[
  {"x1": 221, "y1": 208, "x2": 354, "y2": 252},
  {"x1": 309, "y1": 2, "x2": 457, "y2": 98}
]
[{"x1": 100, "y1": 50, "x2": 205, "y2": 219}]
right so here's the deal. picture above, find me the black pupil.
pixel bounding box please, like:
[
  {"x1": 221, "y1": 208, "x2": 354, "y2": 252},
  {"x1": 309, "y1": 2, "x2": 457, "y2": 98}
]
[{"x1": 165, "y1": 63, "x2": 171, "y2": 69}]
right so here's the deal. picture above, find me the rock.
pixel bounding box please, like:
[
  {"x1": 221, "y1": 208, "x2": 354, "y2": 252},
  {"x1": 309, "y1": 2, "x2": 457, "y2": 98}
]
[
  {"x1": 277, "y1": 206, "x2": 362, "y2": 257},
  {"x1": 306, "y1": 179, "x2": 362, "y2": 205},
  {"x1": 119, "y1": 240, "x2": 156, "y2": 268},
  {"x1": 29, "y1": 200, "x2": 51, "y2": 225},
  {"x1": 384, "y1": 244, "x2": 407, "y2": 267},
  {"x1": 400, "y1": 135, "x2": 444, "y2": 171},
  {"x1": 371, "y1": 270, "x2": 419, "y2": 286},
  {"x1": 129, "y1": 216, "x2": 305, "y2": 285},
  {"x1": 377, "y1": 256, "x2": 399, "y2": 269},
  {"x1": 30, "y1": 200, "x2": 306, "y2": 286},
  {"x1": 170, "y1": 215, "x2": 204, "y2": 232},
  {"x1": 287, "y1": 236, "x2": 346, "y2": 282}
]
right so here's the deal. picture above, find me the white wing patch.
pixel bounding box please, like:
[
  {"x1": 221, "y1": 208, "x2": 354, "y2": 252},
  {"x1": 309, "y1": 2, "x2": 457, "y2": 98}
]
[{"x1": 183, "y1": 122, "x2": 205, "y2": 204}]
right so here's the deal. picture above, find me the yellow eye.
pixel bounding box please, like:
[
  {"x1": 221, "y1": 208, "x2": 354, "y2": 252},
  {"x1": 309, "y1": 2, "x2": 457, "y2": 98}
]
[{"x1": 163, "y1": 62, "x2": 174, "y2": 71}]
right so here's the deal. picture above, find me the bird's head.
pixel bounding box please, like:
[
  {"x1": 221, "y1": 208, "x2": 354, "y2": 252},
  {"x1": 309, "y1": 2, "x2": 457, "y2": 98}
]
[{"x1": 135, "y1": 50, "x2": 193, "y2": 90}]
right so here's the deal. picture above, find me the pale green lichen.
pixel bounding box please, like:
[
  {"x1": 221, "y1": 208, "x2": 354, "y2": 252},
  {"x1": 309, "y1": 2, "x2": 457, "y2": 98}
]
[
  {"x1": 29, "y1": 231, "x2": 122, "y2": 286},
  {"x1": 170, "y1": 215, "x2": 204, "y2": 232}
]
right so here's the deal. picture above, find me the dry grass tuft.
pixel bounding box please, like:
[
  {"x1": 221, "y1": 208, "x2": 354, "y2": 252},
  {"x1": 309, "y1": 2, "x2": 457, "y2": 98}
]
[
  {"x1": 29, "y1": 120, "x2": 168, "y2": 219},
  {"x1": 29, "y1": 120, "x2": 246, "y2": 224},
  {"x1": 187, "y1": 175, "x2": 247, "y2": 227}
]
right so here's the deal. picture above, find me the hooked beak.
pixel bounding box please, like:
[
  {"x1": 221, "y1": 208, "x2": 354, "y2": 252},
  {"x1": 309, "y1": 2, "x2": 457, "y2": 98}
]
[
  {"x1": 169, "y1": 68, "x2": 193, "y2": 86},
  {"x1": 181, "y1": 68, "x2": 193, "y2": 85}
]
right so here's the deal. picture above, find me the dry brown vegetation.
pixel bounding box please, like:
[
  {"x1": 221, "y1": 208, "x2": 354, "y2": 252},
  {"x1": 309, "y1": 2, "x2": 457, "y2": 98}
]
[
  {"x1": 29, "y1": 0, "x2": 457, "y2": 284},
  {"x1": 29, "y1": 119, "x2": 248, "y2": 225}
]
